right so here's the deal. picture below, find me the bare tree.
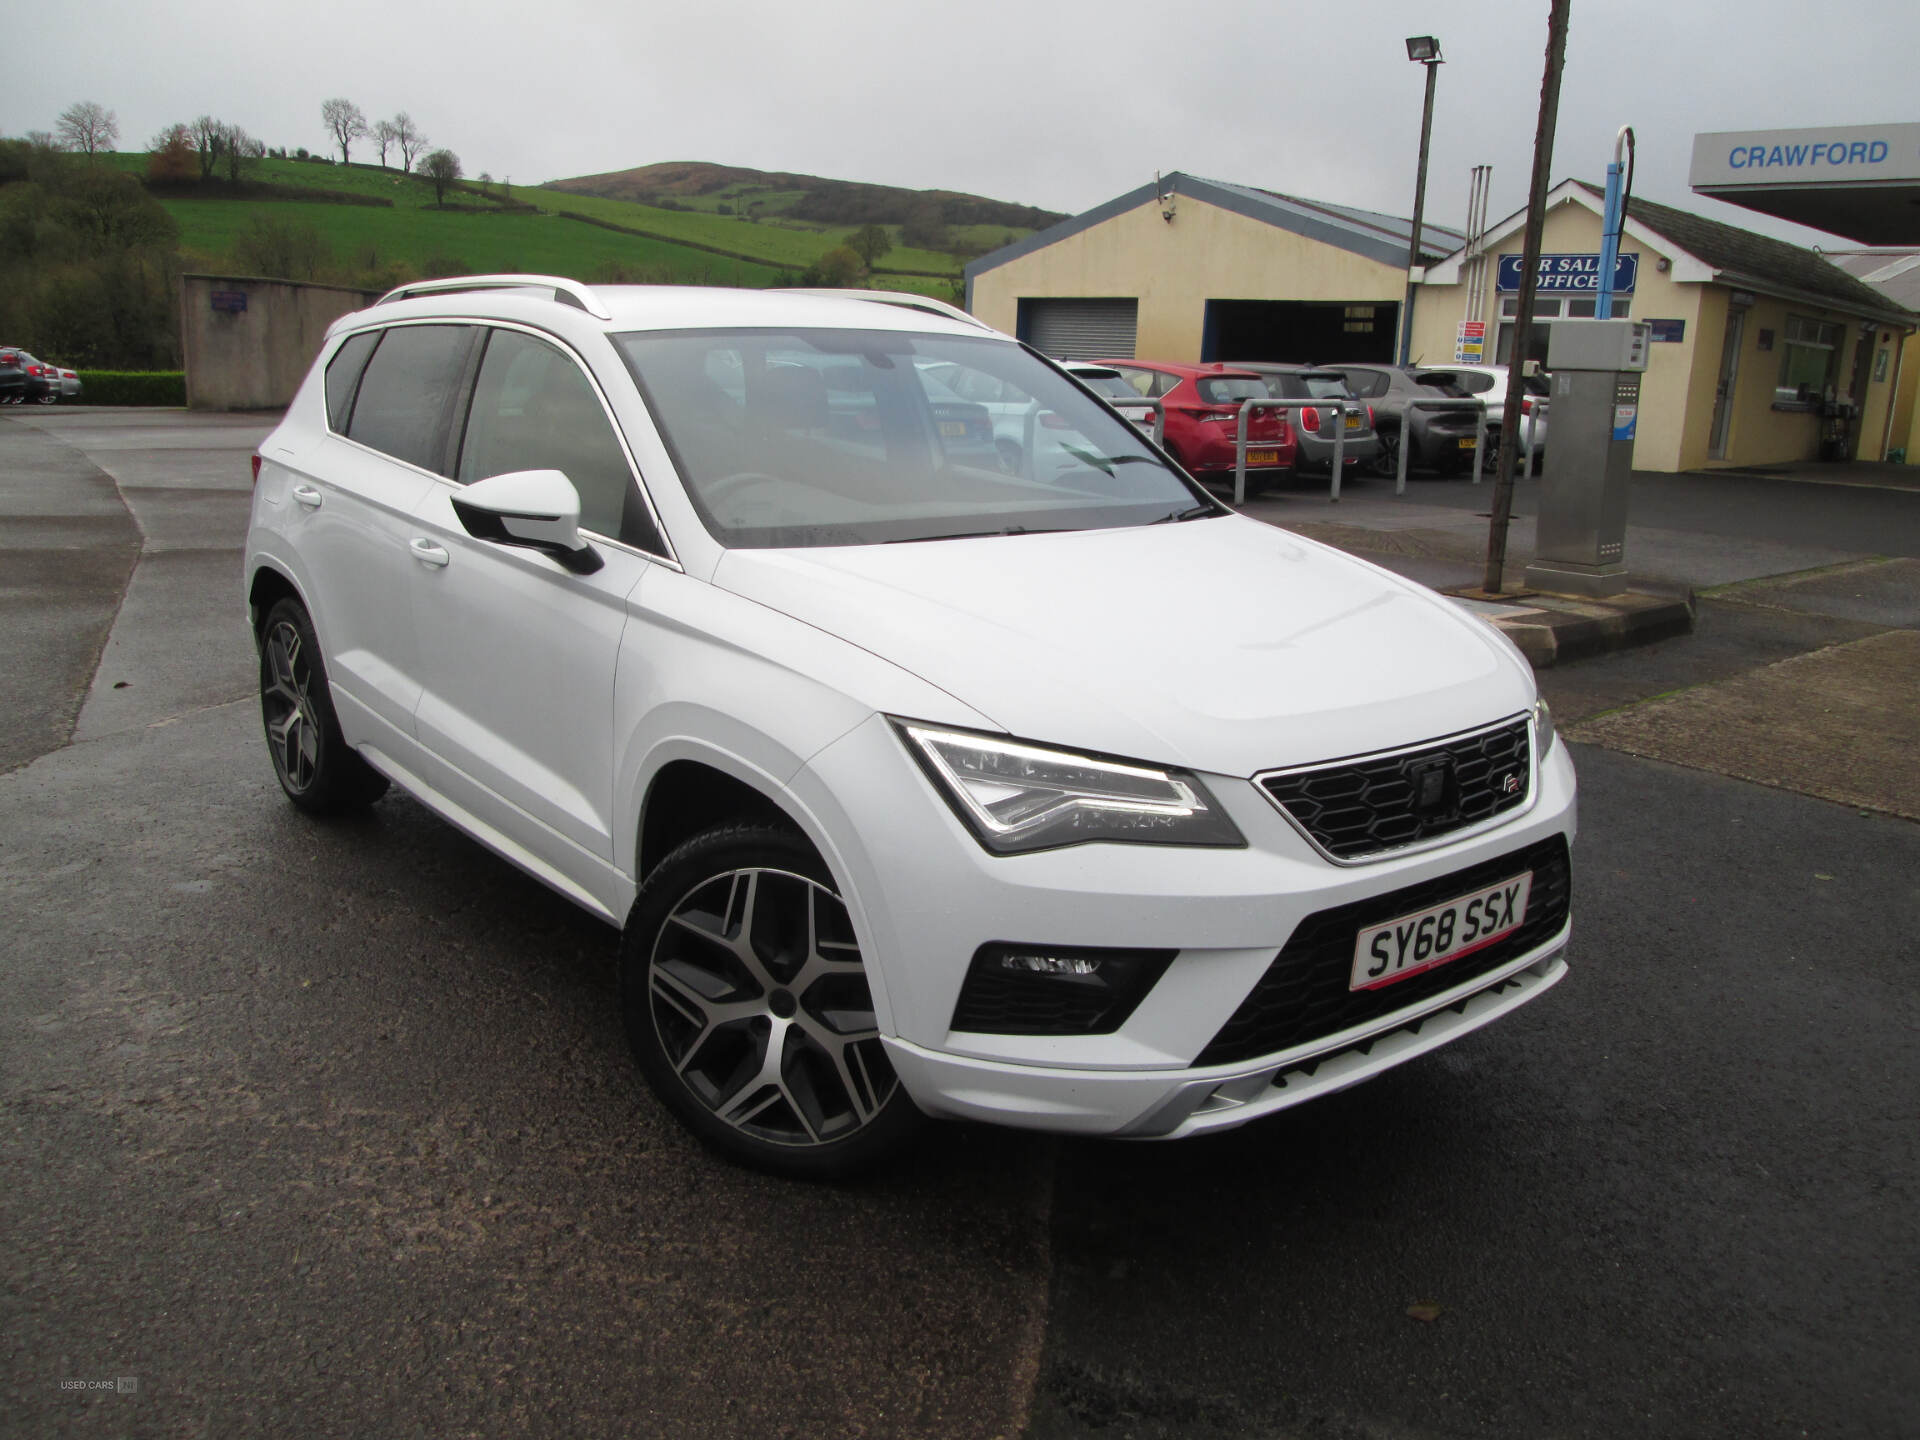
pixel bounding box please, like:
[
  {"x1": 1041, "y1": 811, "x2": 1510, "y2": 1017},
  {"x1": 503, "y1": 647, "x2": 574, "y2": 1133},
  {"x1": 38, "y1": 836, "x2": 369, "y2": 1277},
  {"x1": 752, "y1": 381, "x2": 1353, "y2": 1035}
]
[
  {"x1": 372, "y1": 119, "x2": 398, "y2": 168},
  {"x1": 56, "y1": 101, "x2": 120, "y2": 157},
  {"x1": 220, "y1": 124, "x2": 265, "y2": 185},
  {"x1": 392, "y1": 112, "x2": 427, "y2": 173},
  {"x1": 146, "y1": 123, "x2": 196, "y2": 183},
  {"x1": 190, "y1": 115, "x2": 226, "y2": 181},
  {"x1": 420, "y1": 148, "x2": 461, "y2": 206},
  {"x1": 320, "y1": 98, "x2": 368, "y2": 165}
]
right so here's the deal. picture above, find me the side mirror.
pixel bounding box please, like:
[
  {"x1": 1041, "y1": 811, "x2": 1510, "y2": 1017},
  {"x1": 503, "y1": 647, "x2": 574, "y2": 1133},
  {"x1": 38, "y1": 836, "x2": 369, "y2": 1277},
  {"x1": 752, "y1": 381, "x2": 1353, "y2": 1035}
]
[{"x1": 450, "y1": 469, "x2": 602, "y2": 575}]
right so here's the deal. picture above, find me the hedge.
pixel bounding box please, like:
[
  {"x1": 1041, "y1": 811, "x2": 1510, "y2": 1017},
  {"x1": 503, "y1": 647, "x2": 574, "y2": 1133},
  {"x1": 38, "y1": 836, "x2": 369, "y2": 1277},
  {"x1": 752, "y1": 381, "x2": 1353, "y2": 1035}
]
[{"x1": 74, "y1": 372, "x2": 187, "y2": 406}]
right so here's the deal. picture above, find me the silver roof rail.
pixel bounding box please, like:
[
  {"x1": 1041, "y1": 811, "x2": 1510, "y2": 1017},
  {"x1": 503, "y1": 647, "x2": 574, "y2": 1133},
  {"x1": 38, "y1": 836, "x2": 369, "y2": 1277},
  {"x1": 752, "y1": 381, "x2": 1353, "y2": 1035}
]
[
  {"x1": 374, "y1": 274, "x2": 613, "y2": 321},
  {"x1": 775, "y1": 288, "x2": 999, "y2": 333}
]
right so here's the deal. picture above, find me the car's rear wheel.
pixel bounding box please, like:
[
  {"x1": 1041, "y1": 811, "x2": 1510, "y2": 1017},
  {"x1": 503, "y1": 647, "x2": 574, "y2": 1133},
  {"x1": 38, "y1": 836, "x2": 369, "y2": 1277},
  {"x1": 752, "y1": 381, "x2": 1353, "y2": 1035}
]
[
  {"x1": 1371, "y1": 429, "x2": 1401, "y2": 477},
  {"x1": 258, "y1": 598, "x2": 389, "y2": 814},
  {"x1": 620, "y1": 825, "x2": 922, "y2": 1178}
]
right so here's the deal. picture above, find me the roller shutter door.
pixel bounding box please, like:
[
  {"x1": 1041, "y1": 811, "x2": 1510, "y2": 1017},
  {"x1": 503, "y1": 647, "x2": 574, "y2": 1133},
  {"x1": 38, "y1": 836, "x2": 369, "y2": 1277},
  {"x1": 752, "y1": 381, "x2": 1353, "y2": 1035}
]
[{"x1": 1019, "y1": 299, "x2": 1139, "y2": 360}]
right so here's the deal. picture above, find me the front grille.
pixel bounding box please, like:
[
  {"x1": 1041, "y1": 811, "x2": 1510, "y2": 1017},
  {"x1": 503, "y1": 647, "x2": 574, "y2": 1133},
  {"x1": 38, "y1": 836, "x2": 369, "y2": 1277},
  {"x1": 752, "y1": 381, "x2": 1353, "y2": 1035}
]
[
  {"x1": 1194, "y1": 835, "x2": 1570, "y2": 1067},
  {"x1": 1261, "y1": 716, "x2": 1531, "y2": 860}
]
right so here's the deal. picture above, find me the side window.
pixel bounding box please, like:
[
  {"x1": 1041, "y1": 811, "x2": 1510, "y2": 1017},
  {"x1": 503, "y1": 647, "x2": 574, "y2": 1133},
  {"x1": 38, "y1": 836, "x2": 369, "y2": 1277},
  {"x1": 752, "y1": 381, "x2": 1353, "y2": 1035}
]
[
  {"x1": 1147, "y1": 371, "x2": 1181, "y2": 399},
  {"x1": 459, "y1": 329, "x2": 659, "y2": 550},
  {"x1": 346, "y1": 325, "x2": 474, "y2": 473},
  {"x1": 324, "y1": 330, "x2": 378, "y2": 432}
]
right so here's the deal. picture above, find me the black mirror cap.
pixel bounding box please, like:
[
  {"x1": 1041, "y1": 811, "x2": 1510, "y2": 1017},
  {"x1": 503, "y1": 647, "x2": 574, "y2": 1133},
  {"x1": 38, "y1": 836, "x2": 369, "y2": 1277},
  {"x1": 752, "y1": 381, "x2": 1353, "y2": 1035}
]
[{"x1": 450, "y1": 496, "x2": 604, "y2": 575}]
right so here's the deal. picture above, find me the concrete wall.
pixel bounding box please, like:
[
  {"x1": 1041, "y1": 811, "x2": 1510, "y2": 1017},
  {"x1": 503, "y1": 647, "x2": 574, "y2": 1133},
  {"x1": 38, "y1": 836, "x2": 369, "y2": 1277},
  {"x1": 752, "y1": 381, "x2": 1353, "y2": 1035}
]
[
  {"x1": 969, "y1": 196, "x2": 1407, "y2": 362},
  {"x1": 180, "y1": 275, "x2": 381, "y2": 411},
  {"x1": 1409, "y1": 198, "x2": 1902, "y2": 471}
]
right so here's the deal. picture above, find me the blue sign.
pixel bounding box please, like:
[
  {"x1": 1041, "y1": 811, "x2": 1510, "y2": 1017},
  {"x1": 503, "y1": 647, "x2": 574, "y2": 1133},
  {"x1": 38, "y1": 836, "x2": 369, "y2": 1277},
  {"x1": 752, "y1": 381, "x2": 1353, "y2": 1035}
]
[
  {"x1": 1648, "y1": 318, "x2": 1686, "y2": 343},
  {"x1": 1496, "y1": 253, "x2": 1638, "y2": 294},
  {"x1": 210, "y1": 290, "x2": 248, "y2": 314}
]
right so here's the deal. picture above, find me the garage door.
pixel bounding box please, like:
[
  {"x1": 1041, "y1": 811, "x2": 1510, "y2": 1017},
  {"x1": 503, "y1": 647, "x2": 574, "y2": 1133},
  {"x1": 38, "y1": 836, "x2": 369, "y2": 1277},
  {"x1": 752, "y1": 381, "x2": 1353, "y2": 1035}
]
[{"x1": 1017, "y1": 299, "x2": 1139, "y2": 360}]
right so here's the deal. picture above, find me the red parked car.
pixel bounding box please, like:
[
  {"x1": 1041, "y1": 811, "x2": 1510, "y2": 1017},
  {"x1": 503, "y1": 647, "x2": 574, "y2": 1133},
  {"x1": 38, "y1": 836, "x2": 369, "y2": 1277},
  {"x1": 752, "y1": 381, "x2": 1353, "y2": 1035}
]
[{"x1": 1096, "y1": 360, "x2": 1297, "y2": 491}]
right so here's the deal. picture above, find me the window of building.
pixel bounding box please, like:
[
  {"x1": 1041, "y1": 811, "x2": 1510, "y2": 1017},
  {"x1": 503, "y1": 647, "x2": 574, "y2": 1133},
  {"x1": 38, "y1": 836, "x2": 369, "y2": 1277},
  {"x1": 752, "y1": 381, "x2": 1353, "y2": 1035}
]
[
  {"x1": 1773, "y1": 316, "x2": 1842, "y2": 407},
  {"x1": 1494, "y1": 296, "x2": 1631, "y2": 366}
]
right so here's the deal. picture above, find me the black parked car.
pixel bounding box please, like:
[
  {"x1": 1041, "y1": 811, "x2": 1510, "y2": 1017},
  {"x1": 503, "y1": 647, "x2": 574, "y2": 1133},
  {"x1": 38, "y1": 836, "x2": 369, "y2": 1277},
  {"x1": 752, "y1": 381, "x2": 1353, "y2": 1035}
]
[{"x1": 1320, "y1": 364, "x2": 1488, "y2": 477}]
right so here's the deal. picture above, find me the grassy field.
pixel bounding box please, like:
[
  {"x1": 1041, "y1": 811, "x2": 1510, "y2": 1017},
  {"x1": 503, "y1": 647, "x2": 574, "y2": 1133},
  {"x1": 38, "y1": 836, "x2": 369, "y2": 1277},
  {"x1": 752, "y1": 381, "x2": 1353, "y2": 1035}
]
[
  {"x1": 161, "y1": 198, "x2": 791, "y2": 286},
  {"x1": 103, "y1": 152, "x2": 994, "y2": 297}
]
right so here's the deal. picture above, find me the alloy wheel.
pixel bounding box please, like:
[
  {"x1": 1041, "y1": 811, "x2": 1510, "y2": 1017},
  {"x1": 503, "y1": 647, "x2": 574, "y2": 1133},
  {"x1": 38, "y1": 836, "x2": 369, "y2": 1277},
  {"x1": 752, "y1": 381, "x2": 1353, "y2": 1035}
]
[
  {"x1": 648, "y1": 866, "x2": 897, "y2": 1148},
  {"x1": 261, "y1": 618, "x2": 321, "y2": 793}
]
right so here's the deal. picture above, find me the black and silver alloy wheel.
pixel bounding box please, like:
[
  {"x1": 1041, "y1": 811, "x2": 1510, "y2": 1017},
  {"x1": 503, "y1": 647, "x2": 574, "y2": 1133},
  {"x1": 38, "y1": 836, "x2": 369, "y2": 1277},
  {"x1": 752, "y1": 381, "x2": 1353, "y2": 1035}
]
[
  {"x1": 262, "y1": 617, "x2": 321, "y2": 795},
  {"x1": 621, "y1": 826, "x2": 920, "y2": 1177},
  {"x1": 255, "y1": 597, "x2": 389, "y2": 815}
]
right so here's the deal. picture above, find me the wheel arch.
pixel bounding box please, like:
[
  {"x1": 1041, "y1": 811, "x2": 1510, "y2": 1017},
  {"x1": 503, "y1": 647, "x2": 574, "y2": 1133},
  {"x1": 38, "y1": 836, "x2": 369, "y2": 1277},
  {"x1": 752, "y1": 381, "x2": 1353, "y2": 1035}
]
[{"x1": 247, "y1": 558, "x2": 308, "y2": 642}]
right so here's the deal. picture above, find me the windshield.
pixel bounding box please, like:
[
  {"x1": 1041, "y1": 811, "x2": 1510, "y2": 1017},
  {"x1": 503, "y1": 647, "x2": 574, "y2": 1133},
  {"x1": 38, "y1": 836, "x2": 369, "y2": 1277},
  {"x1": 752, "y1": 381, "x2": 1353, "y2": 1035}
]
[
  {"x1": 1070, "y1": 369, "x2": 1138, "y2": 400},
  {"x1": 1413, "y1": 372, "x2": 1474, "y2": 398},
  {"x1": 1260, "y1": 371, "x2": 1353, "y2": 400},
  {"x1": 1196, "y1": 376, "x2": 1268, "y2": 405},
  {"x1": 617, "y1": 329, "x2": 1205, "y2": 547}
]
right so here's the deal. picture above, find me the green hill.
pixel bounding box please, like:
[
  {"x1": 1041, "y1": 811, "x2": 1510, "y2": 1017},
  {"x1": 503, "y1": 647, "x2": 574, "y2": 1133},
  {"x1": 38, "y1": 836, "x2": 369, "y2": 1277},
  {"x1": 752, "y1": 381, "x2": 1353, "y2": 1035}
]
[{"x1": 106, "y1": 152, "x2": 1034, "y2": 297}]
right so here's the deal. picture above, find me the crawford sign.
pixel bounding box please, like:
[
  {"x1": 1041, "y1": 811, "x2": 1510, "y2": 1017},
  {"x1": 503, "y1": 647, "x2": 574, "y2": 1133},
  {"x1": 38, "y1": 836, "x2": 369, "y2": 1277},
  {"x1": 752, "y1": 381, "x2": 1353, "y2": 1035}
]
[{"x1": 1497, "y1": 253, "x2": 1638, "y2": 294}]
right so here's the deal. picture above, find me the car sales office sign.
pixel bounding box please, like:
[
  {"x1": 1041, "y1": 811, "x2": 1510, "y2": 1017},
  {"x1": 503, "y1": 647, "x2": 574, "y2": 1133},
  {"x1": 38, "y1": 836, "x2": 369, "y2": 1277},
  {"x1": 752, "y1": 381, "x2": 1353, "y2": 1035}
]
[{"x1": 1496, "y1": 253, "x2": 1638, "y2": 294}]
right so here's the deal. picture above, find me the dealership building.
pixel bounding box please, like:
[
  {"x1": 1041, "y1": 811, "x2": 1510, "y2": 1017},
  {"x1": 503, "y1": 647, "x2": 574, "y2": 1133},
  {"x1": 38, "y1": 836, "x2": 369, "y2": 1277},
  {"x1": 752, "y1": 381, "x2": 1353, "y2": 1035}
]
[{"x1": 967, "y1": 128, "x2": 1919, "y2": 472}]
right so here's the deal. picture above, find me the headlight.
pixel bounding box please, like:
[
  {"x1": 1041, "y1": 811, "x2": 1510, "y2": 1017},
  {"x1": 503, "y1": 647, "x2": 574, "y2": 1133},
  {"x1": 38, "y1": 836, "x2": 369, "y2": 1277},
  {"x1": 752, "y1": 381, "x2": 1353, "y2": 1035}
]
[
  {"x1": 1532, "y1": 698, "x2": 1556, "y2": 760},
  {"x1": 895, "y1": 722, "x2": 1246, "y2": 854}
]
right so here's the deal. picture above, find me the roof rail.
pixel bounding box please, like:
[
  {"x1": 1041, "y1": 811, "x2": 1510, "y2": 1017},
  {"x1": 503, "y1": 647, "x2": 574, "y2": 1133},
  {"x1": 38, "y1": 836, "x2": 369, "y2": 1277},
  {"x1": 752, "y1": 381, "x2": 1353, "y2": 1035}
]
[
  {"x1": 775, "y1": 288, "x2": 999, "y2": 333},
  {"x1": 374, "y1": 274, "x2": 614, "y2": 321}
]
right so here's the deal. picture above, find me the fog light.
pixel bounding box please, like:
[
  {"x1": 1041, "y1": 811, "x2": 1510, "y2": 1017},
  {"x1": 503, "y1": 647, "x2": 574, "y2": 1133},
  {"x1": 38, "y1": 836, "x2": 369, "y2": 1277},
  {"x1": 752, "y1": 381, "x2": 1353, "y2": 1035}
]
[
  {"x1": 952, "y1": 942, "x2": 1177, "y2": 1035},
  {"x1": 999, "y1": 951, "x2": 1102, "y2": 979}
]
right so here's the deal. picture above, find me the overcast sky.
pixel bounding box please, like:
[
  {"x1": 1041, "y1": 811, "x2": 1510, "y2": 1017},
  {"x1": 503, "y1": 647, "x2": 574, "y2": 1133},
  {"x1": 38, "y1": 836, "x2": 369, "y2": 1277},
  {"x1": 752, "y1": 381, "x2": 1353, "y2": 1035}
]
[{"x1": 6, "y1": 0, "x2": 1914, "y2": 249}]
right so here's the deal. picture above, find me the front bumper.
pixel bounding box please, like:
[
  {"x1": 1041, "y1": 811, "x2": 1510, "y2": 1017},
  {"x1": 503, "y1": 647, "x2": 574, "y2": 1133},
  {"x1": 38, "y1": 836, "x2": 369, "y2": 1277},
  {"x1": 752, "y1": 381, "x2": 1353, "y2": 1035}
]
[{"x1": 794, "y1": 714, "x2": 1577, "y2": 1138}]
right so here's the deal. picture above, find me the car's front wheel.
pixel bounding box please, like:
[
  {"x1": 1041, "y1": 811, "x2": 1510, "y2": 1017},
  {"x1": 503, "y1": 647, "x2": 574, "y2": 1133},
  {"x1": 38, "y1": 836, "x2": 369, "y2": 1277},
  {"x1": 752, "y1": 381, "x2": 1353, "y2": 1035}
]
[
  {"x1": 257, "y1": 597, "x2": 390, "y2": 814},
  {"x1": 620, "y1": 825, "x2": 922, "y2": 1177}
]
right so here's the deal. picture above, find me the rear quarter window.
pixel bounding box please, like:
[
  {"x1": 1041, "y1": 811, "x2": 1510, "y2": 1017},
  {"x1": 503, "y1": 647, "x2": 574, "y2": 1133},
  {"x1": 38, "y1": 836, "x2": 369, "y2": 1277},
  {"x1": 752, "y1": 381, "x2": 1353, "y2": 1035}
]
[{"x1": 324, "y1": 330, "x2": 379, "y2": 432}]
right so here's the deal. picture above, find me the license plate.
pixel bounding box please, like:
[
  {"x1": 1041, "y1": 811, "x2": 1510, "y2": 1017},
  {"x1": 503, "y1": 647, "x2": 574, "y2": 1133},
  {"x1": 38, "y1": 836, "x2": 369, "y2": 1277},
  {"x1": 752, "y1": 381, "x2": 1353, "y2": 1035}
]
[
  {"x1": 939, "y1": 420, "x2": 968, "y2": 438},
  {"x1": 1246, "y1": 448, "x2": 1279, "y2": 465},
  {"x1": 1351, "y1": 872, "x2": 1532, "y2": 991},
  {"x1": 1458, "y1": 437, "x2": 1477, "y2": 450},
  {"x1": 1344, "y1": 413, "x2": 1361, "y2": 430}
]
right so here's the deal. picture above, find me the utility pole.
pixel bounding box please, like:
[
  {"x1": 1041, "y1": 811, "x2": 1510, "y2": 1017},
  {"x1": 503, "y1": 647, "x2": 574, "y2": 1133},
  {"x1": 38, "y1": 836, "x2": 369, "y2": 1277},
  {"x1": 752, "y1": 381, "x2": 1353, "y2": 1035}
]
[
  {"x1": 1483, "y1": 0, "x2": 1571, "y2": 594},
  {"x1": 1398, "y1": 39, "x2": 1443, "y2": 366}
]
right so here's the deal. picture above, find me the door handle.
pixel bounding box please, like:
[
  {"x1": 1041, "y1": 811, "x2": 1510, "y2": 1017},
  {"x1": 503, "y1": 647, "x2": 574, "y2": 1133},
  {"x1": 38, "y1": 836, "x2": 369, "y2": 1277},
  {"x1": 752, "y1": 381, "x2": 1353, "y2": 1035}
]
[
  {"x1": 409, "y1": 538, "x2": 450, "y2": 568},
  {"x1": 291, "y1": 484, "x2": 323, "y2": 509}
]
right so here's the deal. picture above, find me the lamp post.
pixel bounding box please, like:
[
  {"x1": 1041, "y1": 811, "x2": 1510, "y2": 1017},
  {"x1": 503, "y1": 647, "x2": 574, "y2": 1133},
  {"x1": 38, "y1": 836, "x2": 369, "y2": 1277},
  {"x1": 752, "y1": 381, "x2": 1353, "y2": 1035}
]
[{"x1": 1398, "y1": 35, "x2": 1443, "y2": 366}]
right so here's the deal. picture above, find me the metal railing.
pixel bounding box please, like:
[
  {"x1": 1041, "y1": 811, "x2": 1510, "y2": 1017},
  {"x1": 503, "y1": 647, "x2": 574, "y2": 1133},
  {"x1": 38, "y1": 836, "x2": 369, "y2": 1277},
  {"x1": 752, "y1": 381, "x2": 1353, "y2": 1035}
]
[
  {"x1": 1393, "y1": 398, "x2": 1490, "y2": 494},
  {"x1": 1518, "y1": 398, "x2": 1546, "y2": 479},
  {"x1": 1230, "y1": 397, "x2": 1366, "y2": 505}
]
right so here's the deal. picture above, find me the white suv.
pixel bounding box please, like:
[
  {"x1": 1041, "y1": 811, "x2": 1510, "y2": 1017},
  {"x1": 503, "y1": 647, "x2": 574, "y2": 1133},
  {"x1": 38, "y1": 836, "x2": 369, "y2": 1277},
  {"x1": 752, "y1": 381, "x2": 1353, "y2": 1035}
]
[{"x1": 245, "y1": 275, "x2": 1576, "y2": 1177}]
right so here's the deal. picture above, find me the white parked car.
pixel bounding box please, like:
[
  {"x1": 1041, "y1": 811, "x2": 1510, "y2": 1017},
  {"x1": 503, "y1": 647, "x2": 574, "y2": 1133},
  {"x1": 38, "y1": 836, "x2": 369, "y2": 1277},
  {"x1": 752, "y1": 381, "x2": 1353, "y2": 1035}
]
[{"x1": 245, "y1": 275, "x2": 1576, "y2": 1177}]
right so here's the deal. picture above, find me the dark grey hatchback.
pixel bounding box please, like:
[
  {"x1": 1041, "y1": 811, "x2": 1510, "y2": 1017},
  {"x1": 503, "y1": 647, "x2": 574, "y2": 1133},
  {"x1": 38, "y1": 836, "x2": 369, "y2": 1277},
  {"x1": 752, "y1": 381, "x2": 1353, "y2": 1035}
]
[
  {"x1": 1323, "y1": 365, "x2": 1486, "y2": 476},
  {"x1": 1228, "y1": 362, "x2": 1380, "y2": 475}
]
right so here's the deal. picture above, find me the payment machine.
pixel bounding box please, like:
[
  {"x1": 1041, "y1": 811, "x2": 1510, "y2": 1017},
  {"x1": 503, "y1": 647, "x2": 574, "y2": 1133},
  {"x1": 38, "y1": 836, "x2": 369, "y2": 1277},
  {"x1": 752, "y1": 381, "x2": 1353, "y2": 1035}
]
[{"x1": 1523, "y1": 319, "x2": 1651, "y2": 597}]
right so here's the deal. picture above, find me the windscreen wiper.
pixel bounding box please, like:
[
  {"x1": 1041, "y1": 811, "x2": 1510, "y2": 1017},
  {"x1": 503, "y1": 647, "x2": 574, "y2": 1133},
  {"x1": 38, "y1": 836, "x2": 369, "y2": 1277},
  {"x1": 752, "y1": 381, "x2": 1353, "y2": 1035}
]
[
  {"x1": 884, "y1": 525, "x2": 1068, "y2": 544},
  {"x1": 1151, "y1": 505, "x2": 1217, "y2": 524}
]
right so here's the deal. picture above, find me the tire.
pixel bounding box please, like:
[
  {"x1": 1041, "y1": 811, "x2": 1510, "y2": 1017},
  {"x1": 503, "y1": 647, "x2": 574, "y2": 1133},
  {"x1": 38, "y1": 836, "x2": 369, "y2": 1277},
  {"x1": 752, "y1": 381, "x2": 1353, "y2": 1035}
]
[
  {"x1": 257, "y1": 597, "x2": 389, "y2": 814},
  {"x1": 620, "y1": 824, "x2": 923, "y2": 1178},
  {"x1": 1371, "y1": 429, "x2": 1400, "y2": 478}
]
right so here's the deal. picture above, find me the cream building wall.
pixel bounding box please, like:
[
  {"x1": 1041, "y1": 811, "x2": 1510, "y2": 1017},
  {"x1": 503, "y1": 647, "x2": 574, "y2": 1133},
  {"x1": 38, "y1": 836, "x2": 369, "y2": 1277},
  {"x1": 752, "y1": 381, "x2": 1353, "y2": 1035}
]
[
  {"x1": 969, "y1": 196, "x2": 1408, "y2": 362},
  {"x1": 1409, "y1": 196, "x2": 1903, "y2": 471},
  {"x1": 1409, "y1": 198, "x2": 1710, "y2": 472}
]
